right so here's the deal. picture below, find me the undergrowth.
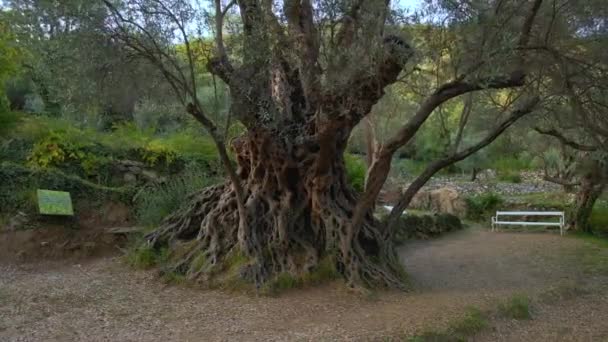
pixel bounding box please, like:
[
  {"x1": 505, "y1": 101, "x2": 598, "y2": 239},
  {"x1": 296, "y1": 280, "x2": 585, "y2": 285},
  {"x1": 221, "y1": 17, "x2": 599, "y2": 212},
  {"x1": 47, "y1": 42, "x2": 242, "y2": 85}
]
[
  {"x1": 498, "y1": 294, "x2": 531, "y2": 320},
  {"x1": 134, "y1": 169, "x2": 220, "y2": 227}
]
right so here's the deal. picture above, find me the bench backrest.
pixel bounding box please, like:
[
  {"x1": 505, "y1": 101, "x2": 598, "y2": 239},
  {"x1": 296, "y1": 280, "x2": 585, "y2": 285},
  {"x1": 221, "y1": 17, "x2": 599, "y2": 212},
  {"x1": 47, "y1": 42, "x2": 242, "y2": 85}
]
[{"x1": 496, "y1": 211, "x2": 563, "y2": 216}]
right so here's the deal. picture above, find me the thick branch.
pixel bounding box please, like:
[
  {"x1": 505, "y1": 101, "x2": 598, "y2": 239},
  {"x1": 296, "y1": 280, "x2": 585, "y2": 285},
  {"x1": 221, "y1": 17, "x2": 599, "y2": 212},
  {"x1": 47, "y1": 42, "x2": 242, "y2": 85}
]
[
  {"x1": 349, "y1": 71, "x2": 526, "y2": 238},
  {"x1": 518, "y1": 0, "x2": 544, "y2": 49},
  {"x1": 386, "y1": 97, "x2": 540, "y2": 230},
  {"x1": 284, "y1": 0, "x2": 321, "y2": 113},
  {"x1": 534, "y1": 127, "x2": 598, "y2": 152},
  {"x1": 384, "y1": 71, "x2": 525, "y2": 153}
]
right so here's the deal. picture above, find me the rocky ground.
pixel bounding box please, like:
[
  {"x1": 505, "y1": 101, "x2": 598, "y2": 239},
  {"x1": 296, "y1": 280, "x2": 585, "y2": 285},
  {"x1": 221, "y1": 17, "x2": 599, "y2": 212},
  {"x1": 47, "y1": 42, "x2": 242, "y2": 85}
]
[
  {"x1": 406, "y1": 171, "x2": 562, "y2": 197},
  {"x1": 1, "y1": 227, "x2": 607, "y2": 341}
]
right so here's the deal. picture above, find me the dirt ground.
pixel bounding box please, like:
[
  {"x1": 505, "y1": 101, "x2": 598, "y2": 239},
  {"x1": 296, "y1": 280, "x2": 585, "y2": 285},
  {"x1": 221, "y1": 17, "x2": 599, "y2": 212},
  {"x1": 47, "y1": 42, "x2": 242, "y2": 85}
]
[{"x1": 1, "y1": 227, "x2": 607, "y2": 341}]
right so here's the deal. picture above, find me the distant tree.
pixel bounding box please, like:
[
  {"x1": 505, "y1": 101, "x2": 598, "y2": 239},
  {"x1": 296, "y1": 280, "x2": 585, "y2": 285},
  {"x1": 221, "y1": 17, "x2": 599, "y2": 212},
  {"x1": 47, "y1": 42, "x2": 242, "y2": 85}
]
[
  {"x1": 4, "y1": 0, "x2": 172, "y2": 123},
  {"x1": 0, "y1": 15, "x2": 21, "y2": 112},
  {"x1": 532, "y1": 0, "x2": 608, "y2": 232}
]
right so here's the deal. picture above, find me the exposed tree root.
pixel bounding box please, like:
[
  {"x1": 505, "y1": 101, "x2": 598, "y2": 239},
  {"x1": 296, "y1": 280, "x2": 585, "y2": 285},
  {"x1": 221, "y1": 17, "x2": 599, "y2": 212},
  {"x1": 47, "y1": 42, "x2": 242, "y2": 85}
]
[{"x1": 144, "y1": 130, "x2": 408, "y2": 291}]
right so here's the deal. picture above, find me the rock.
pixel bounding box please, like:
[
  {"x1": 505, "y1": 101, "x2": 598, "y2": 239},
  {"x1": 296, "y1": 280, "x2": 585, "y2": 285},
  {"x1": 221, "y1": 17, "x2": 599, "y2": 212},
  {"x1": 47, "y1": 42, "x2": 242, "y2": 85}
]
[
  {"x1": 477, "y1": 169, "x2": 497, "y2": 181},
  {"x1": 6, "y1": 211, "x2": 29, "y2": 231},
  {"x1": 141, "y1": 170, "x2": 160, "y2": 181},
  {"x1": 410, "y1": 187, "x2": 466, "y2": 216},
  {"x1": 128, "y1": 166, "x2": 142, "y2": 173},
  {"x1": 123, "y1": 172, "x2": 137, "y2": 183}
]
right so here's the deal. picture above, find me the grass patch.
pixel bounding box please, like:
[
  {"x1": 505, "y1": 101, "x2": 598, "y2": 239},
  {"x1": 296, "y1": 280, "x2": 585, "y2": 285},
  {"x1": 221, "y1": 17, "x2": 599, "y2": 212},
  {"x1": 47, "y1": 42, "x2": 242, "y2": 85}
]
[
  {"x1": 262, "y1": 256, "x2": 340, "y2": 295},
  {"x1": 497, "y1": 171, "x2": 522, "y2": 183},
  {"x1": 124, "y1": 238, "x2": 168, "y2": 269},
  {"x1": 498, "y1": 294, "x2": 531, "y2": 320},
  {"x1": 409, "y1": 307, "x2": 488, "y2": 342},
  {"x1": 508, "y1": 192, "x2": 571, "y2": 211}
]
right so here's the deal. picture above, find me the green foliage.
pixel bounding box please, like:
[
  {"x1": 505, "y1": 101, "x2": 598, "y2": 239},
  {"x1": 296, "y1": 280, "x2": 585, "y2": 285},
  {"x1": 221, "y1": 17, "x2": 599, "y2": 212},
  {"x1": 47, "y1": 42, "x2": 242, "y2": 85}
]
[
  {"x1": 344, "y1": 153, "x2": 366, "y2": 192},
  {"x1": 498, "y1": 294, "x2": 531, "y2": 320},
  {"x1": 0, "y1": 19, "x2": 21, "y2": 112},
  {"x1": 134, "y1": 170, "x2": 220, "y2": 227},
  {"x1": 492, "y1": 155, "x2": 532, "y2": 173},
  {"x1": 0, "y1": 161, "x2": 131, "y2": 215},
  {"x1": 465, "y1": 193, "x2": 504, "y2": 221}
]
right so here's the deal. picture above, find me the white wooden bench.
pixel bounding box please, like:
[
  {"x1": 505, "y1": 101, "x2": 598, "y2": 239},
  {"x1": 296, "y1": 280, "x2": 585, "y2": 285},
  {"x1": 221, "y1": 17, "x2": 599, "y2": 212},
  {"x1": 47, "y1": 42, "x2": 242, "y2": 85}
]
[{"x1": 491, "y1": 211, "x2": 565, "y2": 236}]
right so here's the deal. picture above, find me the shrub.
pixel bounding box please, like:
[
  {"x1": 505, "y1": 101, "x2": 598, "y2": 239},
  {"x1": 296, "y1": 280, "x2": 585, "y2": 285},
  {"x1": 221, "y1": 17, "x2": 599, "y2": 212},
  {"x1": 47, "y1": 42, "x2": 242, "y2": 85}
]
[
  {"x1": 27, "y1": 130, "x2": 112, "y2": 178},
  {"x1": 0, "y1": 162, "x2": 132, "y2": 215},
  {"x1": 344, "y1": 153, "x2": 366, "y2": 192},
  {"x1": 465, "y1": 192, "x2": 504, "y2": 221},
  {"x1": 393, "y1": 213, "x2": 463, "y2": 243},
  {"x1": 134, "y1": 169, "x2": 220, "y2": 227},
  {"x1": 590, "y1": 201, "x2": 608, "y2": 236}
]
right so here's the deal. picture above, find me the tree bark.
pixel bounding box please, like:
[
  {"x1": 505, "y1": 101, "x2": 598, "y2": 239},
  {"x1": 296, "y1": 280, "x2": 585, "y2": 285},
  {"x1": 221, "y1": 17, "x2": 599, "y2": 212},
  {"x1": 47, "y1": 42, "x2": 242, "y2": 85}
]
[
  {"x1": 146, "y1": 128, "x2": 406, "y2": 290},
  {"x1": 569, "y1": 161, "x2": 606, "y2": 233}
]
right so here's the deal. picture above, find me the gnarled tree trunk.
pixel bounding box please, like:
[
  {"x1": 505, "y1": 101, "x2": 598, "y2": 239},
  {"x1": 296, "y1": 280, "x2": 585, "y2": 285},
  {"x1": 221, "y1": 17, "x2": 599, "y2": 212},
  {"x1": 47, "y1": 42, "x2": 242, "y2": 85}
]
[
  {"x1": 569, "y1": 160, "x2": 607, "y2": 233},
  {"x1": 146, "y1": 127, "x2": 405, "y2": 289}
]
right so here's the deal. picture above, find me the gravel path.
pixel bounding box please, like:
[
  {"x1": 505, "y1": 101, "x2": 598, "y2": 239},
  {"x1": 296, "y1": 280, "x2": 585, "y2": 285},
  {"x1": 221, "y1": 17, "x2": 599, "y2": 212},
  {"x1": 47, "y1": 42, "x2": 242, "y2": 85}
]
[{"x1": 1, "y1": 228, "x2": 607, "y2": 341}]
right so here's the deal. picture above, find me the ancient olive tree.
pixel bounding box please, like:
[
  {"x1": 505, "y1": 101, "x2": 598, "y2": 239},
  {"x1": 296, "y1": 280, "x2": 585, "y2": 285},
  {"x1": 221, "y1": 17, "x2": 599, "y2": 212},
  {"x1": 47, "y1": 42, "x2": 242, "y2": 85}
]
[{"x1": 103, "y1": 0, "x2": 545, "y2": 289}]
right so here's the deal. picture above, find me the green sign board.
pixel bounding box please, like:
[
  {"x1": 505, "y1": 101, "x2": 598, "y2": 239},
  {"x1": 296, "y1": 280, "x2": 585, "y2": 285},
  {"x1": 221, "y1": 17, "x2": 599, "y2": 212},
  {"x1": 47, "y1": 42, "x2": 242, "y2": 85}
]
[{"x1": 37, "y1": 189, "x2": 74, "y2": 216}]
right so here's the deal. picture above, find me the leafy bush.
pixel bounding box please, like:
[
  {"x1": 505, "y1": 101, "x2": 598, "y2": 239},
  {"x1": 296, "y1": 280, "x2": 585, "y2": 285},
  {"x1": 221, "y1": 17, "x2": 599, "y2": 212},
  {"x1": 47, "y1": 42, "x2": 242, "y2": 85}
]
[
  {"x1": 465, "y1": 192, "x2": 504, "y2": 221},
  {"x1": 27, "y1": 131, "x2": 112, "y2": 177},
  {"x1": 344, "y1": 153, "x2": 366, "y2": 192},
  {"x1": 134, "y1": 169, "x2": 220, "y2": 227}
]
